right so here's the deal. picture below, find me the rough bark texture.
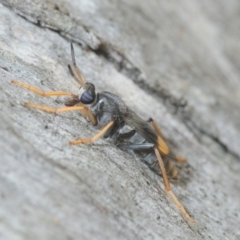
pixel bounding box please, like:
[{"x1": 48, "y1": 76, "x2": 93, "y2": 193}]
[{"x1": 0, "y1": 1, "x2": 240, "y2": 239}]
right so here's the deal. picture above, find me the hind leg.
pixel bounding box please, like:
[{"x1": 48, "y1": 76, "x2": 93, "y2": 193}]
[
  {"x1": 148, "y1": 118, "x2": 186, "y2": 163},
  {"x1": 154, "y1": 148, "x2": 195, "y2": 223}
]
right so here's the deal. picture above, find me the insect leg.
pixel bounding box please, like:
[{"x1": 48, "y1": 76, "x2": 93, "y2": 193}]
[
  {"x1": 154, "y1": 148, "x2": 195, "y2": 223},
  {"x1": 84, "y1": 106, "x2": 97, "y2": 126},
  {"x1": 69, "y1": 120, "x2": 115, "y2": 145},
  {"x1": 66, "y1": 102, "x2": 97, "y2": 126},
  {"x1": 77, "y1": 104, "x2": 87, "y2": 119},
  {"x1": 11, "y1": 80, "x2": 73, "y2": 97},
  {"x1": 24, "y1": 103, "x2": 85, "y2": 113},
  {"x1": 148, "y1": 118, "x2": 164, "y2": 138},
  {"x1": 12, "y1": 79, "x2": 97, "y2": 125},
  {"x1": 149, "y1": 118, "x2": 186, "y2": 163},
  {"x1": 175, "y1": 156, "x2": 187, "y2": 163},
  {"x1": 148, "y1": 118, "x2": 169, "y2": 154}
]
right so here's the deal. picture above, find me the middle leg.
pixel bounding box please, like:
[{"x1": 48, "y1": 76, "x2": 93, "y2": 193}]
[{"x1": 69, "y1": 120, "x2": 115, "y2": 145}]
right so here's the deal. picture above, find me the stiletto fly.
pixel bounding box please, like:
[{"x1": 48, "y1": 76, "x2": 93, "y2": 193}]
[{"x1": 11, "y1": 43, "x2": 195, "y2": 223}]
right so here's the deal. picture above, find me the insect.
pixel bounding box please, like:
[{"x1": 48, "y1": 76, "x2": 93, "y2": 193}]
[{"x1": 11, "y1": 43, "x2": 195, "y2": 223}]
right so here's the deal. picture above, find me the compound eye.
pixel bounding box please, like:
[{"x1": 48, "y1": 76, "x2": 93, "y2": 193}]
[{"x1": 80, "y1": 83, "x2": 96, "y2": 104}]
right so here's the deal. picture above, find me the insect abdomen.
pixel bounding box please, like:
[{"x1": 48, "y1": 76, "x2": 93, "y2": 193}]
[{"x1": 120, "y1": 128, "x2": 178, "y2": 179}]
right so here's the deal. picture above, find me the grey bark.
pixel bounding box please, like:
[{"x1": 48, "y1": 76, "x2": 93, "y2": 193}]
[{"x1": 0, "y1": 1, "x2": 240, "y2": 239}]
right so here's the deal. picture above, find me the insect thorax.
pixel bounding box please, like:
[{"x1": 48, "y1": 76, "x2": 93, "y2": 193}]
[{"x1": 90, "y1": 91, "x2": 128, "y2": 129}]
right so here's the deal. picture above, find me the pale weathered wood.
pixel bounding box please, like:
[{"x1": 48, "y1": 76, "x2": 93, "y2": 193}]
[{"x1": 0, "y1": 1, "x2": 240, "y2": 239}]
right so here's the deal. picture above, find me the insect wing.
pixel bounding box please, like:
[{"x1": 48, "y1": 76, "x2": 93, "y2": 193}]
[{"x1": 123, "y1": 110, "x2": 169, "y2": 155}]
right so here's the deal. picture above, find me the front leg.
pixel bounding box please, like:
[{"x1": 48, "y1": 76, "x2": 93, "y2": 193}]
[
  {"x1": 11, "y1": 80, "x2": 97, "y2": 126},
  {"x1": 11, "y1": 80, "x2": 73, "y2": 97},
  {"x1": 24, "y1": 103, "x2": 85, "y2": 113}
]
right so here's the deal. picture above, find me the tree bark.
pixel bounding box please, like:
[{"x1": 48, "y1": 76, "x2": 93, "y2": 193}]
[{"x1": 0, "y1": 1, "x2": 240, "y2": 239}]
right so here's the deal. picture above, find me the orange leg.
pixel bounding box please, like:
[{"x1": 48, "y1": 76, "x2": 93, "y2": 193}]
[
  {"x1": 149, "y1": 118, "x2": 186, "y2": 163},
  {"x1": 154, "y1": 148, "x2": 195, "y2": 223},
  {"x1": 24, "y1": 103, "x2": 85, "y2": 113},
  {"x1": 11, "y1": 80, "x2": 73, "y2": 97},
  {"x1": 84, "y1": 105, "x2": 97, "y2": 126},
  {"x1": 73, "y1": 103, "x2": 97, "y2": 126},
  {"x1": 79, "y1": 108, "x2": 87, "y2": 119},
  {"x1": 148, "y1": 118, "x2": 169, "y2": 154},
  {"x1": 148, "y1": 118, "x2": 164, "y2": 138},
  {"x1": 175, "y1": 156, "x2": 187, "y2": 163},
  {"x1": 11, "y1": 80, "x2": 97, "y2": 125},
  {"x1": 69, "y1": 120, "x2": 114, "y2": 145}
]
